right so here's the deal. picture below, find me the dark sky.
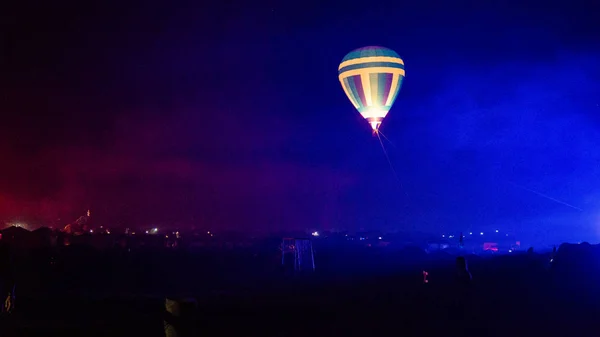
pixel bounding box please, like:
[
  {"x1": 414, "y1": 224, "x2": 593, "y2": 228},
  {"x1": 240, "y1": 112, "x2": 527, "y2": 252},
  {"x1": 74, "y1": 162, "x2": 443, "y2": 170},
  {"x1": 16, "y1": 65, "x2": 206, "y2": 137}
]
[{"x1": 2, "y1": 0, "x2": 600, "y2": 237}]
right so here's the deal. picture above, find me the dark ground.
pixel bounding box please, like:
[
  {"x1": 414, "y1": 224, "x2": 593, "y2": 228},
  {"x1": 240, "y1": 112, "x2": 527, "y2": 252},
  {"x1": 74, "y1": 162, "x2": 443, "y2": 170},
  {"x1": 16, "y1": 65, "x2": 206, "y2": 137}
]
[{"x1": 1, "y1": 245, "x2": 599, "y2": 336}]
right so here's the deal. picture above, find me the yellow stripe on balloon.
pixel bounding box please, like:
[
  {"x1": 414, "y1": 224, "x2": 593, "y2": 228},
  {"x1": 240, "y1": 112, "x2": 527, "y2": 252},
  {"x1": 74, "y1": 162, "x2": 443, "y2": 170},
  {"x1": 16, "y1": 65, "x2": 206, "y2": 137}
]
[
  {"x1": 338, "y1": 56, "x2": 404, "y2": 70},
  {"x1": 385, "y1": 73, "x2": 400, "y2": 106},
  {"x1": 360, "y1": 73, "x2": 373, "y2": 106},
  {"x1": 339, "y1": 67, "x2": 405, "y2": 81},
  {"x1": 369, "y1": 73, "x2": 379, "y2": 107}
]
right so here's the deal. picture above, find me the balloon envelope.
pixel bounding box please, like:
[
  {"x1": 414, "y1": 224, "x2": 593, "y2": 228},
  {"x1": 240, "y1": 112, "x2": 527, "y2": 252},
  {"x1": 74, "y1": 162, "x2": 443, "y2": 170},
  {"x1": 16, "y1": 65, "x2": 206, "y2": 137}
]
[{"x1": 338, "y1": 46, "x2": 405, "y2": 133}]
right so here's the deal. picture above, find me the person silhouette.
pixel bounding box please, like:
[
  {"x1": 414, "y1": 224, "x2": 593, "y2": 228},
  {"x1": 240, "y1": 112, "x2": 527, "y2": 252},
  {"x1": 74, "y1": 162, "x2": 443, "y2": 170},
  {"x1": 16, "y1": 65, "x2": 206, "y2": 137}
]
[
  {"x1": 0, "y1": 239, "x2": 14, "y2": 314},
  {"x1": 456, "y1": 256, "x2": 472, "y2": 285},
  {"x1": 451, "y1": 256, "x2": 473, "y2": 331}
]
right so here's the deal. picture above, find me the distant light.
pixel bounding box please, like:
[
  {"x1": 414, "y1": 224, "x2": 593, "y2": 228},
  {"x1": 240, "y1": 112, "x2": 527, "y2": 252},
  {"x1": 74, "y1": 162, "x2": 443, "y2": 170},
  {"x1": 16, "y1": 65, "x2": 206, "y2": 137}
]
[
  {"x1": 152, "y1": 228, "x2": 158, "y2": 233},
  {"x1": 378, "y1": 236, "x2": 382, "y2": 240},
  {"x1": 145, "y1": 230, "x2": 149, "y2": 234},
  {"x1": 480, "y1": 232, "x2": 484, "y2": 235},
  {"x1": 506, "y1": 234, "x2": 509, "y2": 237},
  {"x1": 442, "y1": 235, "x2": 445, "y2": 238},
  {"x1": 495, "y1": 229, "x2": 499, "y2": 233},
  {"x1": 311, "y1": 231, "x2": 319, "y2": 237},
  {"x1": 90, "y1": 230, "x2": 93, "y2": 233},
  {"x1": 207, "y1": 231, "x2": 210, "y2": 234},
  {"x1": 469, "y1": 232, "x2": 473, "y2": 235},
  {"x1": 449, "y1": 235, "x2": 454, "y2": 238},
  {"x1": 509, "y1": 249, "x2": 513, "y2": 253}
]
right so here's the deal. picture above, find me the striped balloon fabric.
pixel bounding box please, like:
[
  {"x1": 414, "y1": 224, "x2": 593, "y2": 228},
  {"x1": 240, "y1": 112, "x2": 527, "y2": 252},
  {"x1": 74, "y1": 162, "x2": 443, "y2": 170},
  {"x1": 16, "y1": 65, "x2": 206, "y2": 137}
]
[{"x1": 338, "y1": 46, "x2": 405, "y2": 133}]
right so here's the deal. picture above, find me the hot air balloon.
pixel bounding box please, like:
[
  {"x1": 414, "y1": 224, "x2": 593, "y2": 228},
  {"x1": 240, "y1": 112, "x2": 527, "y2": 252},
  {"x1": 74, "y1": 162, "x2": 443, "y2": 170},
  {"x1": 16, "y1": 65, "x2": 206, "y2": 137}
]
[{"x1": 338, "y1": 46, "x2": 405, "y2": 134}]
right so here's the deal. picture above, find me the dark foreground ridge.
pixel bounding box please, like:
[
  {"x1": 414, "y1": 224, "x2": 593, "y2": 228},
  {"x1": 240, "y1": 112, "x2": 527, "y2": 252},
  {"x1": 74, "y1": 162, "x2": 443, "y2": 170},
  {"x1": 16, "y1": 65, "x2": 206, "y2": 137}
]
[{"x1": 0, "y1": 242, "x2": 598, "y2": 336}]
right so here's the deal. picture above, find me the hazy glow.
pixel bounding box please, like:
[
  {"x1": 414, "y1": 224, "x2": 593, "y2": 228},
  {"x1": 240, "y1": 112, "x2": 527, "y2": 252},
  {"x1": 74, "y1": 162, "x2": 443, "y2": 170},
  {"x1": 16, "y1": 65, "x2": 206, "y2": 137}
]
[
  {"x1": 369, "y1": 121, "x2": 382, "y2": 132},
  {"x1": 3, "y1": 3, "x2": 600, "y2": 239},
  {"x1": 360, "y1": 108, "x2": 388, "y2": 120}
]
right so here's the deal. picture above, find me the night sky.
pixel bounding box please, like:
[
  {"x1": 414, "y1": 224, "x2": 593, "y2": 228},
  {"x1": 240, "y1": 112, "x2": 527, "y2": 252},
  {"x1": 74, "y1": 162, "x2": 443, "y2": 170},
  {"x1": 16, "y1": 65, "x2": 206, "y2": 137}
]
[{"x1": 3, "y1": 0, "x2": 600, "y2": 237}]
